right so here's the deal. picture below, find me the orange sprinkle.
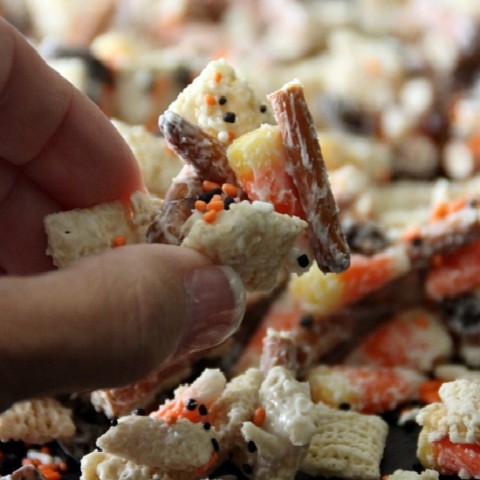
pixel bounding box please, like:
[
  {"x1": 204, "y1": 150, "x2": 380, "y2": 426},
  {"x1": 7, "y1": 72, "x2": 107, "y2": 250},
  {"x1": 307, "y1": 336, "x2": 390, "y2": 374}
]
[
  {"x1": 228, "y1": 131, "x2": 236, "y2": 141},
  {"x1": 210, "y1": 194, "x2": 222, "y2": 203},
  {"x1": 195, "y1": 200, "x2": 208, "y2": 212},
  {"x1": 203, "y1": 210, "x2": 218, "y2": 223},
  {"x1": 222, "y1": 183, "x2": 238, "y2": 197},
  {"x1": 40, "y1": 446, "x2": 51, "y2": 454},
  {"x1": 213, "y1": 71, "x2": 222, "y2": 83},
  {"x1": 207, "y1": 200, "x2": 224, "y2": 212},
  {"x1": 252, "y1": 407, "x2": 266, "y2": 426},
  {"x1": 204, "y1": 94, "x2": 216, "y2": 106},
  {"x1": 419, "y1": 379, "x2": 443, "y2": 404},
  {"x1": 112, "y1": 235, "x2": 127, "y2": 247},
  {"x1": 203, "y1": 180, "x2": 220, "y2": 191}
]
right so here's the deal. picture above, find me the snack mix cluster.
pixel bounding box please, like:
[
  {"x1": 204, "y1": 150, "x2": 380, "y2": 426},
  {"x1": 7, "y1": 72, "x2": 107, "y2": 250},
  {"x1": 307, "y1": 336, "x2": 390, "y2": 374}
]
[{"x1": 3, "y1": 1, "x2": 480, "y2": 479}]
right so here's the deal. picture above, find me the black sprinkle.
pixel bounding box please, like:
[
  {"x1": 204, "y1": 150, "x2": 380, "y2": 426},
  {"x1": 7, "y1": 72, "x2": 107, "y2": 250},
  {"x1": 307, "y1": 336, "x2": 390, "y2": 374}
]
[
  {"x1": 243, "y1": 463, "x2": 253, "y2": 475},
  {"x1": 198, "y1": 187, "x2": 222, "y2": 203},
  {"x1": 219, "y1": 96, "x2": 227, "y2": 105},
  {"x1": 224, "y1": 196, "x2": 235, "y2": 210},
  {"x1": 338, "y1": 402, "x2": 351, "y2": 411},
  {"x1": 132, "y1": 408, "x2": 146, "y2": 416},
  {"x1": 247, "y1": 440, "x2": 257, "y2": 453},
  {"x1": 211, "y1": 438, "x2": 220, "y2": 452},
  {"x1": 203, "y1": 422, "x2": 211, "y2": 430},
  {"x1": 199, "y1": 404, "x2": 208, "y2": 416},
  {"x1": 110, "y1": 418, "x2": 118, "y2": 427},
  {"x1": 223, "y1": 112, "x2": 236, "y2": 123},
  {"x1": 186, "y1": 399, "x2": 198, "y2": 411},
  {"x1": 260, "y1": 104, "x2": 267, "y2": 113},
  {"x1": 300, "y1": 315, "x2": 314, "y2": 328},
  {"x1": 297, "y1": 254, "x2": 310, "y2": 268}
]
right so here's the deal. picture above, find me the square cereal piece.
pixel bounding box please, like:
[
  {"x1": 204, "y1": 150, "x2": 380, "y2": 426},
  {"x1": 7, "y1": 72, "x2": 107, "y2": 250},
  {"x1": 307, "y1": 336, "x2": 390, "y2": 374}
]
[
  {"x1": 44, "y1": 192, "x2": 159, "y2": 268},
  {"x1": 301, "y1": 408, "x2": 388, "y2": 480},
  {"x1": 181, "y1": 200, "x2": 307, "y2": 292},
  {"x1": 0, "y1": 398, "x2": 75, "y2": 445}
]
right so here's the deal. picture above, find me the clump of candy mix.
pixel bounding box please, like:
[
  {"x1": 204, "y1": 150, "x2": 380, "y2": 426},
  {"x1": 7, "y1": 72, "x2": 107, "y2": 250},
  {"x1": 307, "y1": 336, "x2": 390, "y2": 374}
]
[{"x1": 3, "y1": 1, "x2": 480, "y2": 480}]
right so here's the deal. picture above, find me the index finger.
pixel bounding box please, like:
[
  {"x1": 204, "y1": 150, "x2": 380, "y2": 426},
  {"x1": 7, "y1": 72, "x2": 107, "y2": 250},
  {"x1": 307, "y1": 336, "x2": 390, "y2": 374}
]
[{"x1": 0, "y1": 18, "x2": 145, "y2": 208}]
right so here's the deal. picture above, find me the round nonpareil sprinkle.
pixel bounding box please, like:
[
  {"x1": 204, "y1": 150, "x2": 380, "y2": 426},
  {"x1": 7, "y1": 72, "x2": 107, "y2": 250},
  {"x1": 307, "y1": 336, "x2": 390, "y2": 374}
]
[
  {"x1": 297, "y1": 254, "x2": 310, "y2": 268},
  {"x1": 223, "y1": 112, "x2": 236, "y2": 123},
  {"x1": 211, "y1": 438, "x2": 220, "y2": 452},
  {"x1": 204, "y1": 93, "x2": 216, "y2": 106},
  {"x1": 203, "y1": 209, "x2": 218, "y2": 223},
  {"x1": 195, "y1": 200, "x2": 208, "y2": 212},
  {"x1": 111, "y1": 235, "x2": 126, "y2": 247},
  {"x1": 222, "y1": 183, "x2": 238, "y2": 197},
  {"x1": 247, "y1": 440, "x2": 258, "y2": 453},
  {"x1": 252, "y1": 407, "x2": 266, "y2": 426},
  {"x1": 207, "y1": 200, "x2": 224, "y2": 212},
  {"x1": 203, "y1": 180, "x2": 221, "y2": 192}
]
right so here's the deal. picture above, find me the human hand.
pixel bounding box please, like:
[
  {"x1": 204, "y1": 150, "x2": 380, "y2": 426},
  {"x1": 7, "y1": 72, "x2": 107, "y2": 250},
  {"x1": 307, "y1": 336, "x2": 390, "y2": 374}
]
[{"x1": 0, "y1": 18, "x2": 245, "y2": 410}]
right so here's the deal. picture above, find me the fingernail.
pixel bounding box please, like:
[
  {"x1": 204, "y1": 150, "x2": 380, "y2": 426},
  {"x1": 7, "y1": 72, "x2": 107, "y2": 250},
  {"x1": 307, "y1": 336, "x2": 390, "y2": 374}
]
[{"x1": 180, "y1": 265, "x2": 245, "y2": 353}]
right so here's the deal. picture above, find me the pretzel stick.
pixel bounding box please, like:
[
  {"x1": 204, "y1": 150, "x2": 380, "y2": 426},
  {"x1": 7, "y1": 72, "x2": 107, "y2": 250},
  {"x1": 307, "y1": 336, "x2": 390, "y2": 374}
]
[
  {"x1": 268, "y1": 80, "x2": 350, "y2": 273},
  {"x1": 159, "y1": 110, "x2": 238, "y2": 185}
]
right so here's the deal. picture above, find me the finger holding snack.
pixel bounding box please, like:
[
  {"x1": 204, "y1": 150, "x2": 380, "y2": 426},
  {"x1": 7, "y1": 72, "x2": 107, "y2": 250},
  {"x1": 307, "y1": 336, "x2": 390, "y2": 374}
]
[{"x1": 0, "y1": 18, "x2": 245, "y2": 410}]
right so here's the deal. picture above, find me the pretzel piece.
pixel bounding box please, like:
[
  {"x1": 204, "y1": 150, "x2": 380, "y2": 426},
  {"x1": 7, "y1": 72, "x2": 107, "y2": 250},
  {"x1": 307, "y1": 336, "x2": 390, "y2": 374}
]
[
  {"x1": 268, "y1": 80, "x2": 350, "y2": 273},
  {"x1": 159, "y1": 110, "x2": 238, "y2": 185},
  {"x1": 146, "y1": 165, "x2": 203, "y2": 245}
]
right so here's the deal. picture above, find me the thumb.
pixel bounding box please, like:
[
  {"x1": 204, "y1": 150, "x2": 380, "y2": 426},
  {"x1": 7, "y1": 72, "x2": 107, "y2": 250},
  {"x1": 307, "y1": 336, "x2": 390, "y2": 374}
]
[{"x1": 0, "y1": 244, "x2": 245, "y2": 407}]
